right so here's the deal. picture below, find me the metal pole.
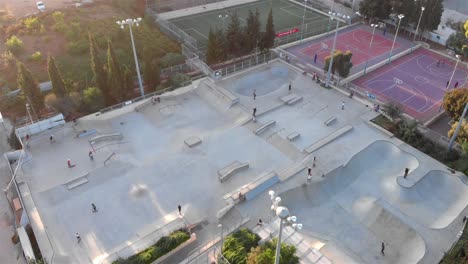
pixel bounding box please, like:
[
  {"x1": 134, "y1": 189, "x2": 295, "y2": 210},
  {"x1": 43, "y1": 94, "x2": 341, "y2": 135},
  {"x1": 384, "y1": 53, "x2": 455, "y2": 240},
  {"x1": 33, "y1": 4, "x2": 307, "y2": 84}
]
[
  {"x1": 218, "y1": 224, "x2": 224, "y2": 251},
  {"x1": 414, "y1": 7, "x2": 425, "y2": 41},
  {"x1": 439, "y1": 56, "x2": 461, "y2": 111},
  {"x1": 300, "y1": 0, "x2": 307, "y2": 42},
  {"x1": 369, "y1": 25, "x2": 377, "y2": 48},
  {"x1": 128, "y1": 24, "x2": 145, "y2": 97},
  {"x1": 26, "y1": 104, "x2": 34, "y2": 124},
  {"x1": 274, "y1": 219, "x2": 284, "y2": 264},
  {"x1": 325, "y1": 19, "x2": 340, "y2": 87},
  {"x1": 388, "y1": 15, "x2": 404, "y2": 63},
  {"x1": 448, "y1": 102, "x2": 468, "y2": 150}
]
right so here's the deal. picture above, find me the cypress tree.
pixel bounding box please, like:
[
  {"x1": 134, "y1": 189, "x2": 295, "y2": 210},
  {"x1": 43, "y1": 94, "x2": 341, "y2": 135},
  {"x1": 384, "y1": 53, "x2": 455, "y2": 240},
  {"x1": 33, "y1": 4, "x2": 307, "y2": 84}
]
[
  {"x1": 107, "y1": 40, "x2": 126, "y2": 102},
  {"x1": 17, "y1": 61, "x2": 43, "y2": 116},
  {"x1": 89, "y1": 33, "x2": 110, "y2": 105},
  {"x1": 215, "y1": 28, "x2": 227, "y2": 62},
  {"x1": 142, "y1": 48, "x2": 160, "y2": 91},
  {"x1": 47, "y1": 56, "x2": 67, "y2": 98},
  {"x1": 206, "y1": 28, "x2": 218, "y2": 65},
  {"x1": 264, "y1": 8, "x2": 275, "y2": 49},
  {"x1": 226, "y1": 12, "x2": 243, "y2": 57}
]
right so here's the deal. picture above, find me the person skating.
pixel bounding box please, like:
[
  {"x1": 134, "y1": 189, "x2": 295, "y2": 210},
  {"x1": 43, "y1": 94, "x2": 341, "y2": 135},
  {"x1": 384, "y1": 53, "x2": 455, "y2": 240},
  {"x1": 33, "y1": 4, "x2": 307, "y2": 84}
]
[
  {"x1": 381, "y1": 242, "x2": 385, "y2": 256},
  {"x1": 341, "y1": 101, "x2": 345, "y2": 110},
  {"x1": 288, "y1": 82, "x2": 292, "y2": 93},
  {"x1": 404, "y1": 168, "x2": 409, "y2": 178},
  {"x1": 67, "y1": 159, "x2": 75, "y2": 168},
  {"x1": 91, "y1": 203, "x2": 97, "y2": 213},
  {"x1": 178, "y1": 205, "x2": 182, "y2": 215},
  {"x1": 257, "y1": 219, "x2": 263, "y2": 226},
  {"x1": 49, "y1": 135, "x2": 55, "y2": 143},
  {"x1": 89, "y1": 151, "x2": 94, "y2": 161},
  {"x1": 253, "y1": 89, "x2": 257, "y2": 100},
  {"x1": 76, "y1": 232, "x2": 81, "y2": 243}
]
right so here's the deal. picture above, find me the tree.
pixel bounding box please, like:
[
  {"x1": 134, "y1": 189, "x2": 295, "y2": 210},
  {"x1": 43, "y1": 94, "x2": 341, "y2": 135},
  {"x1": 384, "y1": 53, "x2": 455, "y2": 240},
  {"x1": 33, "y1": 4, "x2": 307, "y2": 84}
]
[
  {"x1": 263, "y1": 8, "x2": 275, "y2": 50},
  {"x1": 222, "y1": 228, "x2": 260, "y2": 264},
  {"x1": 226, "y1": 12, "x2": 243, "y2": 57},
  {"x1": 142, "y1": 49, "x2": 160, "y2": 91},
  {"x1": 245, "y1": 9, "x2": 262, "y2": 53},
  {"x1": 89, "y1": 33, "x2": 110, "y2": 105},
  {"x1": 247, "y1": 238, "x2": 299, "y2": 264},
  {"x1": 323, "y1": 50, "x2": 342, "y2": 75},
  {"x1": 383, "y1": 101, "x2": 403, "y2": 121},
  {"x1": 107, "y1": 40, "x2": 126, "y2": 102},
  {"x1": 17, "y1": 61, "x2": 43, "y2": 115},
  {"x1": 206, "y1": 28, "x2": 218, "y2": 64},
  {"x1": 442, "y1": 88, "x2": 468, "y2": 120},
  {"x1": 47, "y1": 56, "x2": 67, "y2": 98},
  {"x1": 324, "y1": 50, "x2": 353, "y2": 78},
  {"x1": 359, "y1": 0, "x2": 391, "y2": 21},
  {"x1": 83, "y1": 87, "x2": 105, "y2": 112},
  {"x1": 392, "y1": 0, "x2": 416, "y2": 27},
  {"x1": 8, "y1": 128, "x2": 21, "y2": 150},
  {"x1": 417, "y1": 0, "x2": 443, "y2": 34},
  {"x1": 448, "y1": 119, "x2": 468, "y2": 145}
]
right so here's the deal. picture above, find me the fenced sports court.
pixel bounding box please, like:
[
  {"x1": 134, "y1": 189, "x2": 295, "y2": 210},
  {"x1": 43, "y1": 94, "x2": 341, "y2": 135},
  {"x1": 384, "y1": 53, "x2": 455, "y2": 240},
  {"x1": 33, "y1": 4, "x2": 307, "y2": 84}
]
[
  {"x1": 283, "y1": 24, "x2": 414, "y2": 76},
  {"x1": 169, "y1": 0, "x2": 336, "y2": 52},
  {"x1": 352, "y1": 48, "x2": 468, "y2": 123}
]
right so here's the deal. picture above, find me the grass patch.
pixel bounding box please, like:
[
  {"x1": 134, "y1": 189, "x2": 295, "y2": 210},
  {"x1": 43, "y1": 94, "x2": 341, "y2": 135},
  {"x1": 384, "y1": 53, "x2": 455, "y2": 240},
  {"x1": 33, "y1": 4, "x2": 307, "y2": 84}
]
[
  {"x1": 441, "y1": 223, "x2": 468, "y2": 264},
  {"x1": 113, "y1": 229, "x2": 190, "y2": 264}
]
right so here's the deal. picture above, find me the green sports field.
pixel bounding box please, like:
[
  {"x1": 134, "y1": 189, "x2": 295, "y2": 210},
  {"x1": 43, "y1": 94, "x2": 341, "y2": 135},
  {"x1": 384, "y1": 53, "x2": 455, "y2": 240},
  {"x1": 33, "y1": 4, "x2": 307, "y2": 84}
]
[{"x1": 169, "y1": 0, "x2": 334, "y2": 51}]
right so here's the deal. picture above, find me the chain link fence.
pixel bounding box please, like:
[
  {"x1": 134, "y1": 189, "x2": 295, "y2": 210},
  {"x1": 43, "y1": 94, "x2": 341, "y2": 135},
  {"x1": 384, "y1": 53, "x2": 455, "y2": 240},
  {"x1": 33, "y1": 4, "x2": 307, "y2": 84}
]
[{"x1": 148, "y1": 0, "x2": 228, "y2": 14}]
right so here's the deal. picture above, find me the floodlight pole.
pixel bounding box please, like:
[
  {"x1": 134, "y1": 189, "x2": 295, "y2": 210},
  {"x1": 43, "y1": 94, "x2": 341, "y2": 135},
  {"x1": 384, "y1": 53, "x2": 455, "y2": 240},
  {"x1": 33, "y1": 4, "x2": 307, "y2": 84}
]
[
  {"x1": 325, "y1": 12, "x2": 344, "y2": 88},
  {"x1": 117, "y1": 18, "x2": 144, "y2": 97},
  {"x1": 369, "y1": 24, "x2": 378, "y2": 48},
  {"x1": 448, "y1": 102, "x2": 468, "y2": 150},
  {"x1": 439, "y1": 54, "x2": 461, "y2": 112},
  {"x1": 219, "y1": 14, "x2": 229, "y2": 30},
  {"x1": 414, "y1": 6, "x2": 425, "y2": 41},
  {"x1": 388, "y1": 14, "x2": 404, "y2": 63},
  {"x1": 300, "y1": 0, "x2": 308, "y2": 42}
]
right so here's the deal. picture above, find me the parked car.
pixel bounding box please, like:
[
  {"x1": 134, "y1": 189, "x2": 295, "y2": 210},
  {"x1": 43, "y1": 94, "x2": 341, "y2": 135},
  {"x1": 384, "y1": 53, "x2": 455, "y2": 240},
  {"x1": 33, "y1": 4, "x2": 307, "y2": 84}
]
[{"x1": 36, "y1": 1, "x2": 45, "y2": 12}]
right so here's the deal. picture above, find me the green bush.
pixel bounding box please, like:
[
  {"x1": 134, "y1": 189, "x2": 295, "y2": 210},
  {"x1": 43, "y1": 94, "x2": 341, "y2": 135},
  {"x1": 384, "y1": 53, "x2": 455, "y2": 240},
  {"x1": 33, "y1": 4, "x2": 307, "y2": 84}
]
[
  {"x1": 113, "y1": 229, "x2": 190, "y2": 264},
  {"x1": 169, "y1": 73, "x2": 190, "y2": 88},
  {"x1": 222, "y1": 228, "x2": 260, "y2": 264},
  {"x1": 67, "y1": 40, "x2": 89, "y2": 55},
  {"x1": 5, "y1": 35, "x2": 23, "y2": 54},
  {"x1": 24, "y1": 17, "x2": 40, "y2": 31},
  {"x1": 52, "y1": 11, "x2": 64, "y2": 24},
  {"x1": 30, "y1": 51, "x2": 42, "y2": 62}
]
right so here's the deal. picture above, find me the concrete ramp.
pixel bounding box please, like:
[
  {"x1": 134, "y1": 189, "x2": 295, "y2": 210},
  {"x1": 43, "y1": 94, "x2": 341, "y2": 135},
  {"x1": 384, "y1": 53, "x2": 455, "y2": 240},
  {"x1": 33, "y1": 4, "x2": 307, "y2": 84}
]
[
  {"x1": 353, "y1": 198, "x2": 425, "y2": 264},
  {"x1": 304, "y1": 125, "x2": 353, "y2": 153}
]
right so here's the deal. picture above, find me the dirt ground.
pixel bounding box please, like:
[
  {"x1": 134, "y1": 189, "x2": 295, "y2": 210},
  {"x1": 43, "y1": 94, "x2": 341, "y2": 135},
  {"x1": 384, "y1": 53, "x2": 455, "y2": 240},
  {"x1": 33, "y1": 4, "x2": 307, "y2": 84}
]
[{"x1": 0, "y1": 0, "x2": 73, "y2": 19}]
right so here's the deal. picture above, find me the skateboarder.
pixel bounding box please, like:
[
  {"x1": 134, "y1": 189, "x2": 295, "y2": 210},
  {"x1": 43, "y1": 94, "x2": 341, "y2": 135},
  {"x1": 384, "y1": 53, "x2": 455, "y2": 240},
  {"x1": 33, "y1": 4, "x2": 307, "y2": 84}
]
[
  {"x1": 67, "y1": 159, "x2": 75, "y2": 168},
  {"x1": 89, "y1": 151, "x2": 94, "y2": 160},
  {"x1": 49, "y1": 135, "x2": 55, "y2": 143},
  {"x1": 253, "y1": 89, "x2": 257, "y2": 100},
  {"x1": 308, "y1": 168, "x2": 312, "y2": 176},
  {"x1": 404, "y1": 168, "x2": 409, "y2": 178},
  {"x1": 381, "y1": 242, "x2": 385, "y2": 256},
  {"x1": 253, "y1": 108, "x2": 257, "y2": 118},
  {"x1": 341, "y1": 101, "x2": 345, "y2": 110},
  {"x1": 313, "y1": 156, "x2": 317, "y2": 167},
  {"x1": 257, "y1": 219, "x2": 263, "y2": 226},
  {"x1": 76, "y1": 232, "x2": 81, "y2": 243},
  {"x1": 288, "y1": 82, "x2": 292, "y2": 93},
  {"x1": 91, "y1": 203, "x2": 97, "y2": 213},
  {"x1": 178, "y1": 205, "x2": 182, "y2": 215}
]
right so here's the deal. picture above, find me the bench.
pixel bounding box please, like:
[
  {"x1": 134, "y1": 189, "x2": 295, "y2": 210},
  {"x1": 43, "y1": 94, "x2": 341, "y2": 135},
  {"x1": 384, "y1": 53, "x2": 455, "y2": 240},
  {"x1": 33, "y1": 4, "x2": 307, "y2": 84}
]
[
  {"x1": 76, "y1": 129, "x2": 97, "y2": 138},
  {"x1": 280, "y1": 93, "x2": 297, "y2": 103},
  {"x1": 184, "y1": 136, "x2": 202, "y2": 147},
  {"x1": 287, "y1": 132, "x2": 300, "y2": 141},
  {"x1": 287, "y1": 96, "x2": 303, "y2": 105},
  {"x1": 255, "y1": 120, "x2": 276, "y2": 135},
  {"x1": 324, "y1": 116, "x2": 337, "y2": 126},
  {"x1": 218, "y1": 161, "x2": 249, "y2": 182}
]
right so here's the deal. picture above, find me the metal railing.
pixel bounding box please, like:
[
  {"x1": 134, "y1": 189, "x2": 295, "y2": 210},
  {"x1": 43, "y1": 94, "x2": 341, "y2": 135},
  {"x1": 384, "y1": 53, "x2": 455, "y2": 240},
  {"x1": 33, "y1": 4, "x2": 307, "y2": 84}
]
[{"x1": 214, "y1": 52, "x2": 277, "y2": 78}]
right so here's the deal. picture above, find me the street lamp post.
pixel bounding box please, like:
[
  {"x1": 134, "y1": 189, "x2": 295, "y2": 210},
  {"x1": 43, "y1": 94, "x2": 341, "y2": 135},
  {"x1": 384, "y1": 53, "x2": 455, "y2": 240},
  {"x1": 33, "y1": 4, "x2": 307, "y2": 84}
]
[
  {"x1": 414, "y1": 6, "x2": 425, "y2": 41},
  {"x1": 269, "y1": 190, "x2": 302, "y2": 264},
  {"x1": 255, "y1": 39, "x2": 259, "y2": 64},
  {"x1": 218, "y1": 224, "x2": 224, "y2": 252},
  {"x1": 369, "y1": 24, "x2": 379, "y2": 48},
  {"x1": 325, "y1": 12, "x2": 349, "y2": 88},
  {"x1": 388, "y1": 14, "x2": 404, "y2": 63},
  {"x1": 219, "y1": 14, "x2": 229, "y2": 30},
  {"x1": 117, "y1": 18, "x2": 145, "y2": 97},
  {"x1": 439, "y1": 54, "x2": 461, "y2": 112},
  {"x1": 25, "y1": 103, "x2": 34, "y2": 124},
  {"x1": 300, "y1": 0, "x2": 308, "y2": 42}
]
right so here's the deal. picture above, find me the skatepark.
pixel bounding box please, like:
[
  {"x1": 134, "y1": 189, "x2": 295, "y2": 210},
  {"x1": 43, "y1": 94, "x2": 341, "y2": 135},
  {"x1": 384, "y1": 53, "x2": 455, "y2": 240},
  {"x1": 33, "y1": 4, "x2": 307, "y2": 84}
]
[{"x1": 10, "y1": 60, "x2": 468, "y2": 264}]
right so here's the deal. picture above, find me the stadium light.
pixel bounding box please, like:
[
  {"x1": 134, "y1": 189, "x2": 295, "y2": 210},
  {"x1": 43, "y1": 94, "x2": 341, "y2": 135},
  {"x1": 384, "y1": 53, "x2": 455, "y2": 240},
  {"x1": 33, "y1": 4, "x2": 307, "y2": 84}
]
[
  {"x1": 439, "y1": 54, "x2": 462, "y2": 112},
  {"x1": 116, "y1": 18, "x2": 144, "y2": 97},
  {"x1": 269, "y1": 190, "x2": 302, "y2": 264},
  {"x1": 369, "y1": 24, "x2": 379, "y2": 48},
  {"x1": 325, "y1": 12, "x2": 350, "y2": 88},
  {"x1": 219, "y1": 14, "x2": 229, "y2": 29},
  {"x1": 414, "y1": 5, "x2": 425, "y2": 41},
  {"x1": 388, "y1": 14, "x2": 404, "y2": 63},
  {"x1": 300, "y1": 0, "x2": 308, "y2": 42}
]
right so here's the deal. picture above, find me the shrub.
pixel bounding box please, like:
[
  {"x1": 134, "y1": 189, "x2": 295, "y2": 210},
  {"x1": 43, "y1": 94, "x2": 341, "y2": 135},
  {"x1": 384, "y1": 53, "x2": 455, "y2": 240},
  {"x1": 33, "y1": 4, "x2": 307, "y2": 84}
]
[
  {"x1": 83, "y1": 87, "x2": 105, "y2": 112},
  {"x1": 23, "y1": 17, "x2": 40, "y2": 31},
  {"x1": 67, "y1": 40, "x2": 89, "y2": 55},
  {"x1": 113, "y1": 229, "x2": 190, "y2": 264},
  {"x1": 383, "y1": 101, "x2": 403, "y2": 121},
  {"x1": 169, "y1": 73, "x2": 190, "y2": 88},
  {"x1": 8, "y1": 128, "x2": 21, "y2": 150},
  {"x1": 30, "y1": 51, "x2": 42, "y2": 62},
  {"x1": 52, "y1": 11, "x2": 64, "y2": 24},
  {"x1": 5, "y1": 35, "x2": 23, "y2": 54},
  {"x1": 160, "y1": 53, "x2": 185, "y2": 68},
  {"x1": 222, "y1": 228, "x2": 261, "y2": 264}
]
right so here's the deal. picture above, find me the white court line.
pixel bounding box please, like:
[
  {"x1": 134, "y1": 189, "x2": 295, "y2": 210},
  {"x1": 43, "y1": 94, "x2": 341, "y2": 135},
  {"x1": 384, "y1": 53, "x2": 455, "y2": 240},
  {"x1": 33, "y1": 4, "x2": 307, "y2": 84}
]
[
  {"x1": 297, "y1": 28, "x2": 362, "y2": 53},
  {"x1": 401, "y1": 94, "x2": 416, "y2": 103}
]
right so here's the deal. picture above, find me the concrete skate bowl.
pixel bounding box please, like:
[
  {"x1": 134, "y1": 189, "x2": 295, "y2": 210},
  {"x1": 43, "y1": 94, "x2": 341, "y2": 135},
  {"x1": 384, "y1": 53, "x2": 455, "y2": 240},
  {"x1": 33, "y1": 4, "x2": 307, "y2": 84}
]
[
  {"x1": 398, "y1": 170, "x2": 468, "y2": 229},
  {"x1": 352, "y1": 197, "x2": 426, "y2": 264},
  {"x1": 230, "y1": 66, "x2": 297, "y2": 96},
  {"x1": 280, "y1": 140, "x2": 419, "y2": 206}
]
